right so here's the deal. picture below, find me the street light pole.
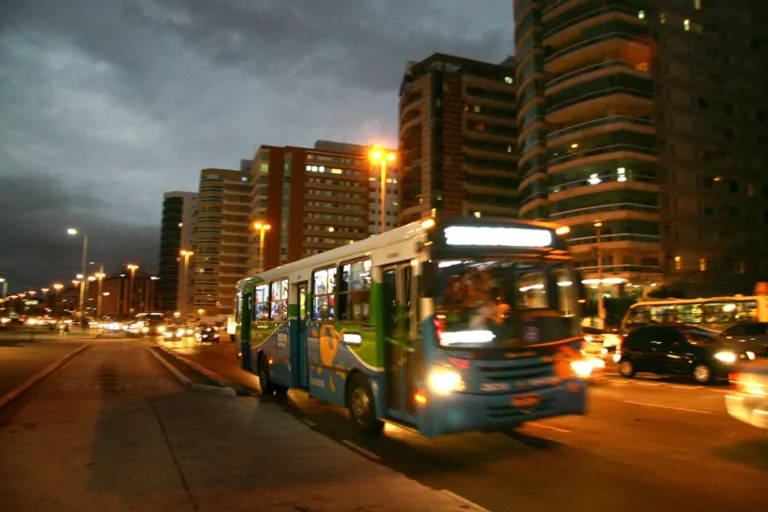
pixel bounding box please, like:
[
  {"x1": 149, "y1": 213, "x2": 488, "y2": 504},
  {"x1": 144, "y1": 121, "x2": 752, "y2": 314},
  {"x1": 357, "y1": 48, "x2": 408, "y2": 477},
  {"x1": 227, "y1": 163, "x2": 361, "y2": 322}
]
[
  {"x1": 253, "y1": 222, "x2": 271, "y2": 271},
  {"x1": 0, "y1": 277, "x2": 7, "y2": 298},
  {"x1": 126, "y1": 264, "x2": 139, "y2": 315},
  {"x1": 67, "y1": 228, "x2": 88, "y2": 322},
  {"x1": 91, "y1": 263, "x2": 105, "y2": 319},
  {"x1": 369, "y1": 148, "x2": 396, "y2": 234},
  {"x1": 594, "y1": 221, "x2": 605, "y2": 329},
  {"x1": 179, "y1": 250, "x2": 193, "y2": 316}
]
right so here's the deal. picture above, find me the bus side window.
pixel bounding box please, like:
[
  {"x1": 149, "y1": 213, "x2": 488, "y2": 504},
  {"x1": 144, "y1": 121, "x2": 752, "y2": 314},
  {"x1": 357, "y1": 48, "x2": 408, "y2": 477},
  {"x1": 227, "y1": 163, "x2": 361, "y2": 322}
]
[
  {"x1": 338, "y1": 260, "x2": 372, "y2": 323},
  {"x1": 383, "y1": 269, "x2": 397, "y2": 338},
  {"x1": 626, "y1": 306, "x2": 648, "y2": 326}
]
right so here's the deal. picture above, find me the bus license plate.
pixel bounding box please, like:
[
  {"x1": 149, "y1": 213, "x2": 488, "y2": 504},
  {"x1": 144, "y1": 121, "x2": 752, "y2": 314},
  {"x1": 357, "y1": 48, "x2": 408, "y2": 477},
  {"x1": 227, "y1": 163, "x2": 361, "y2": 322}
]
[{"x1": 512, "y1": 394, "x2": 540, "y2": 408}]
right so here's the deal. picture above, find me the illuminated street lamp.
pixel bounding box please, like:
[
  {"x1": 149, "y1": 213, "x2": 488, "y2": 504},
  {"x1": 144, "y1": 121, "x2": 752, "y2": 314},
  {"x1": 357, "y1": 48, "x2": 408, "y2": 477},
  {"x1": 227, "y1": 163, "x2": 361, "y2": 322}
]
[
  {"x1": 0, "y1": 277, "x2": 7, "y2": 298},
  {"x1": 252, "y1": 222, "x2": 271, "y2": 271},
  {"x1": 67, "y1": 228, "x2": 88, "y2": 320},
  {"x1": 93, "y1": 271, "x2": 106, "y2": 319},
  {"x1": 369, "y1": 147, "x2": 396, "y2": 234}
]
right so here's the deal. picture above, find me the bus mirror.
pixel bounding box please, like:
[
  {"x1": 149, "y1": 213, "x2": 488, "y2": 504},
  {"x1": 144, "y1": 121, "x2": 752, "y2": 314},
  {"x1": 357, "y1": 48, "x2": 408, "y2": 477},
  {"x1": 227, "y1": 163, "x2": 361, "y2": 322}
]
[{"x1": 421, "y1": 263, "x2": 438, "y2": 297}]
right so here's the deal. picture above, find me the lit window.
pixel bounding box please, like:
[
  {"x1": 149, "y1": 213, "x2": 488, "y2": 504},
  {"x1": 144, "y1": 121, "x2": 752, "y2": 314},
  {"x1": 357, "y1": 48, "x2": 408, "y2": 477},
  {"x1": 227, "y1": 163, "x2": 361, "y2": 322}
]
[
  {"x1": 178, "y1": 222, "x2": 183, "y2": 227},
  {"x1": 588, "y1": 173, "x2": 601, "y2": 185},
  {"x1": 306, "y1": 165, "x2": 312, "y2": 171},
  {"x1": 684, "y1": 19, "x2": 690, "y2": 31},
  {"x1": 694, "y1": 0, "x2": 702, "y2": 10},
  {"x1": 660, "y1": 11, "x2": 667, "y2": 24},
  {"x1": 674, "y1": 256, "x2": 682, "y2": 270},
  {"x1": 504, "y1": 76, "x2": 514, "y2": 84},
  {"x1": 474, "y1": 211, "x2": 482, "y2": 218},
  {"x1": 617, "y1": 167, "x2": 627, "y2": 182},
  {"x1": 241, "y1": 176, "x2": 248, "y2": 182},
  {"x1": 473, "y1": 105, "x2": 481, "y2": 113},
  {"x1": 638, "y1": 10, "x2": 645, "y2": 19},
  {"x1": 699, "y1": 258, "x2": 707, "y2": 271}
]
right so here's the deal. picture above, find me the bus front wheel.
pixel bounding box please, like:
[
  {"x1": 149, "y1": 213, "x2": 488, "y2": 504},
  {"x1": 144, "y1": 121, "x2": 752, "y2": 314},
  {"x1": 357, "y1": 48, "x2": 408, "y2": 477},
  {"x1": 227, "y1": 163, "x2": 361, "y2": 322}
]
[{"x1": 347, "y1": 373, "x2": 384, "y2": 436}]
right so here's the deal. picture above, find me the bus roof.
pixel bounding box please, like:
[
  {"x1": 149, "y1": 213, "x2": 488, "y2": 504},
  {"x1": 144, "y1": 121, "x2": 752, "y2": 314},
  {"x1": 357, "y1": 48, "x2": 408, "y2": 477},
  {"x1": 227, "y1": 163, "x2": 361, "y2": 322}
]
[
  {"x1": 238, "y1": 216, "x2": 567, "y2": 291},
  {"x1": 631, "y1": 295, "x2": 761, "y2": 306}
]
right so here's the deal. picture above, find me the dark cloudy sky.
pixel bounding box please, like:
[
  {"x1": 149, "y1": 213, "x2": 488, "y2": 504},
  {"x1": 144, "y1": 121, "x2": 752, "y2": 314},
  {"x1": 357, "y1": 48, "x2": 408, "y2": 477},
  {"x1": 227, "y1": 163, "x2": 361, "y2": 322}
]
[{"x1": 0, "y1": 0, "x2": 513, "y2": 293}]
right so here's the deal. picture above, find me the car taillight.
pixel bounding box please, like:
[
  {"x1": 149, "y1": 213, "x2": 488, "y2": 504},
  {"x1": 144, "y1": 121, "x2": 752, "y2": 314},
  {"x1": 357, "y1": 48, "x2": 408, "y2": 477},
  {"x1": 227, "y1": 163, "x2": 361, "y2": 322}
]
[{"x1": 433, "y1": 316, "x2": 445, "y2": 341}]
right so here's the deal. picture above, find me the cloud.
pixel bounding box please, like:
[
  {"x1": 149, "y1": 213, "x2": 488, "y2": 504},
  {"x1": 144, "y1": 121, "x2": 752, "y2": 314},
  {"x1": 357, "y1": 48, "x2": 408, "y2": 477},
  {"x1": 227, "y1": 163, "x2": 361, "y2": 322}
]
[{"x1": 0, "y1": 0, "x2": 513, "y2": 291}]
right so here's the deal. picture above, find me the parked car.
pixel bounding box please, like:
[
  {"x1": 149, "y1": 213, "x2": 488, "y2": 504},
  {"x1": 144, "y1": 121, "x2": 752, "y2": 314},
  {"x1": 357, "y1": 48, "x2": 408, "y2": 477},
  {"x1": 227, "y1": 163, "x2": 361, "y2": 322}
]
[
  {"x1": 726, "y1": 360, "x2": 768, "y2": 430},
  {"x1": 616, "y1": 324, "x2": 755, "y2": 384},
  {"x1": 719, "y1": 322, "x2": 768, "y2": 358}
]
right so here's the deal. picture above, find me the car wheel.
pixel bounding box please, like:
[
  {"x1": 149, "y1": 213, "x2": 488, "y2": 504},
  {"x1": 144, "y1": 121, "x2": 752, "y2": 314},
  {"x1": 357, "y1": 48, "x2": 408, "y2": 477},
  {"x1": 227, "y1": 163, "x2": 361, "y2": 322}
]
[
  {"x1": 347, "y1": 373, "x2": 384, "y2": 436},
  {"x1": 693, "y1": 363, "x2": 713, "y2": 384},
  {"x1": 618, "y1": 359, "x2": 636, "y2": 378}
]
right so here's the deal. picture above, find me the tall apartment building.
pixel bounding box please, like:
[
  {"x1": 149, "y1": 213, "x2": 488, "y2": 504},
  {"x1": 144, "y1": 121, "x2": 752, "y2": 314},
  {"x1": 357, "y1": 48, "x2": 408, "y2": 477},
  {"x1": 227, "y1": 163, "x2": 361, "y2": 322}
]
[
  {"x1": 398, "y1": 53, "x2": 519, "y2": 225},
  {"x1": 157, "y1": 191, "x2": 197, "y2": 313},
  {"x1": 192, "y1": 168, "x2": 251, "y2": 317},
  {"x1": 248, "y1": 141, "x2": 399, "y2": 272},
  {"x1": 514, "y1": 0, "x2": 767, "y2": 297}
]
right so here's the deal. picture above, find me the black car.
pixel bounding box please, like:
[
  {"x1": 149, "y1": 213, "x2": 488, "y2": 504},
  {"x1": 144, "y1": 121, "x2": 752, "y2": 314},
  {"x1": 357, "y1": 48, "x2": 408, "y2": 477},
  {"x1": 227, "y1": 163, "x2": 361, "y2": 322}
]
[
  {"x1": 616, "y1": 324, "x2": 752, "y2": 383},
  {"x1": 197, "y1": 325, "x2": 220, "y2": 343}
]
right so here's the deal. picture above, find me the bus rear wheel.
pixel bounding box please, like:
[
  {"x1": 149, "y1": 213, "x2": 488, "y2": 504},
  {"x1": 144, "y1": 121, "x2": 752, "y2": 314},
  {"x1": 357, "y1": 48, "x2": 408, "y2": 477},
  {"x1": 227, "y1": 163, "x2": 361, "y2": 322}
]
[
  {"x1": 347, "y1": 373, "x2": 384, "y2": 436},
  {"x1": 258, "y1": 355, "x2": 276, "y2": 396}
]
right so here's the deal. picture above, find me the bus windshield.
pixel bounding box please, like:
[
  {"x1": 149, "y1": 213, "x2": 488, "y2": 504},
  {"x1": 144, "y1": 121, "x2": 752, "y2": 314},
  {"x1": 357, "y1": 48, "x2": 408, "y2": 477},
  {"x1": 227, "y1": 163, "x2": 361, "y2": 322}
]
[{"x1": 433, "y1": 259, "x2": 582, "y2": 349}]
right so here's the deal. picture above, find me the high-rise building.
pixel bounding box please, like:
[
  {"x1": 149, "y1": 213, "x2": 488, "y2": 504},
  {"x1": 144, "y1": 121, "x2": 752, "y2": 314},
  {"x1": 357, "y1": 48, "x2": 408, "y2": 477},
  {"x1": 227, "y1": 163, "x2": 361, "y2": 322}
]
[
  {"x1": 157, "y1": 191, "x2": 197, "y2": 313},
  {"x1": 397, "y1": 53, "x2": 519, "y2": 225},
  {"x1": 514, "y1": 0, "x2": 767, "y2": 297},
  {"x1": 248, "y1": 141, "x2": 399, "y2": 272},
  {"x1": 192, "y1": 168, "x2": 251, "y2": 318}
]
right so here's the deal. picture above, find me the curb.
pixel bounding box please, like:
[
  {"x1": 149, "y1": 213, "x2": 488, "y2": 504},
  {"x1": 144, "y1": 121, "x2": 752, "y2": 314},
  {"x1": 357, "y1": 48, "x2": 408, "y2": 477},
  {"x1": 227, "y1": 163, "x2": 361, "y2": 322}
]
[
  {"x1": 157, "y1": 344, "x2": 258, "y2": 397},
  {"x1": 147, "y1": 347, "x2": 236, "y2": 397},
  {"x1": 0, "y1": 344, "x2": 91, "y2": 409}
]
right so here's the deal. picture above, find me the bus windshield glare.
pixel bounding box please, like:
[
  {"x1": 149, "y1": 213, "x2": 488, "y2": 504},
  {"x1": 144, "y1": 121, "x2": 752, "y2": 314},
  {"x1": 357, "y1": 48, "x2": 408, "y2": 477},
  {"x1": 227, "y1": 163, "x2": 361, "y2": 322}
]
[{"x1": 433, "y1": 259, "x2": 582, "y2": 349}]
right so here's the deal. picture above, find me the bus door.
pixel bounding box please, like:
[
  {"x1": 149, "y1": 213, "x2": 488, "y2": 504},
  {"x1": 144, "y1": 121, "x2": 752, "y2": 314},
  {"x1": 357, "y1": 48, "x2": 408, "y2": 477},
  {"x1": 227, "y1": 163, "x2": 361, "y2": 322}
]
[
  {"x1": 382, "y1": 263, "x2": 419, "y2": 421},
  {"x1": 293, "y1": 282, "x2": 309, "y2": 389},
  {"x1": 240, "y1": 292, "x2": 253, "y2": 371}
]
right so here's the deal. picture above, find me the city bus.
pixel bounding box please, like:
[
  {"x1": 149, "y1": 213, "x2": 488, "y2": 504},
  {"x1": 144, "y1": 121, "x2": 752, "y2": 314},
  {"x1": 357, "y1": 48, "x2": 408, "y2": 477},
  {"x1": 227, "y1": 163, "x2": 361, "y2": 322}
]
[
  {"x1": 234, "y1": 217, "x2": 592, "y2": 438},
  {"x1": 622, "y1": 296, "x2": 768, "y2": 333}
]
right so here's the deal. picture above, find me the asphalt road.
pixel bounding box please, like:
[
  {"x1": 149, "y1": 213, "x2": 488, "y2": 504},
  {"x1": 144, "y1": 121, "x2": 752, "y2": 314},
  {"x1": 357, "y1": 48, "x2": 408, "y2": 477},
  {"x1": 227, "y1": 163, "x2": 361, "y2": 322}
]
[
  {"x1": 162, "y1": 339, "x2": 768, "y2": 512},
  {"x1": 0, "y1": 340, "x2": 480, "y2": 511}
]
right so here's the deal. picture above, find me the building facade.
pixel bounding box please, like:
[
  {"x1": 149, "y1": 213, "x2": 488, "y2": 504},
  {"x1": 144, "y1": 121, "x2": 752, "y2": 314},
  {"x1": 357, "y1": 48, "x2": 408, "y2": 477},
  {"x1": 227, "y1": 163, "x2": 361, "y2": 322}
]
[
  {"x1": 398, "y1": 53, "x2": 519, "y2": 225},
  {"x1": 514, "y1": 0, "x2": 767, "y2": 297},
  {"x1": 156, "y1": 191, "x2": 197, "y2": 313},
  {"x1": 248, "y1": 141, "x2": 399, "y2": 273},
  {"x1": 192, "y1": 168, "x2": 251, "y2": 317}
]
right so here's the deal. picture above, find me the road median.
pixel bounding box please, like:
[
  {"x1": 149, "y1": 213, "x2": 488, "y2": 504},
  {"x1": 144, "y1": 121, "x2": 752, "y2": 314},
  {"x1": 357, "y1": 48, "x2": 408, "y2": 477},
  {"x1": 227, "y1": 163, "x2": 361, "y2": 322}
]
[{"x1": 147, "y1": 346, "x2": 236, "y2": 396}]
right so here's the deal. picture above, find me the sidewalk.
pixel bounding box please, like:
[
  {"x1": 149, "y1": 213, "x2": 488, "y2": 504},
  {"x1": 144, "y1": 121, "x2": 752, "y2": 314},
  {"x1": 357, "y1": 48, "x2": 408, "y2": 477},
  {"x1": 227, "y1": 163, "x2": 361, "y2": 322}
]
[{"x1": 0, "y1": 342, "x2": 476, "y2": 511}]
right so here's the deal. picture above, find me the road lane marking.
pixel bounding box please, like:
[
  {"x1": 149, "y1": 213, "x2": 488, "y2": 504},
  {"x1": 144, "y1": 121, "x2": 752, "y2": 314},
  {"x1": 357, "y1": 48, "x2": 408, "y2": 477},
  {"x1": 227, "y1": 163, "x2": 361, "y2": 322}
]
[
  {"x1": 301, "y1": 418, "x2": 317, "y2": 427},
  {"x1": 440, "y1": 489, "x2": 491, "y2": 512},
  {"x1": 624, "y1": 400, "x2": 715, "y2": 415},
  {"x1": 341, "y1": 439, "x2": 380, "y2": 460},
  {"x1": 669, "y1": 385, "x2": 702, "y2": 390},
  {"x1": 526, "y1": 422, "x2": 571, "y2": 433}
]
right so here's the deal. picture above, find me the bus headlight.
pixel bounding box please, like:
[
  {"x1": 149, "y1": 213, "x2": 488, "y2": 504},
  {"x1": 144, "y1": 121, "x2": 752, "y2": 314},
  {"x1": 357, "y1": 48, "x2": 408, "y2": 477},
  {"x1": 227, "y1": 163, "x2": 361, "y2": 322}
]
[
  {"x1": 715, "y1": 351, "x2": 737, "y2": 363},
  {"x1": 428, "y1": 368, "x2": 465, "y2": 394},
  {"x1": 570, "y1": 360, "x2": 593, "y2": 378}
]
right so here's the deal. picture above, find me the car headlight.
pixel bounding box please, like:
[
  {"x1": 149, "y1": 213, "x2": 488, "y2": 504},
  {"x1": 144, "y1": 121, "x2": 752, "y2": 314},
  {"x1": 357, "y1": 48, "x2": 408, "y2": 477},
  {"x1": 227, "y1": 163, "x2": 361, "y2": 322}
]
[
  {"x1": 142, "y1": 327, "x2": 149, "y2": 333},
  {"x1": 746, "y1": 351, "x2": 756, "y2": 360},
  {"x1": 570, "y1": 360, "x2": 593, "y2": 378},
  {"x1": 176, "y1": 329, "x2": 184, "y2": 337},
  {"x1": 715, "y1": 351, "x2": 737, "y2": 363},
  {"x1": 427, "y1": 368, "x2": 465, "y2": 394},
  {"x1": 158, "y1": 326, "x2": 166, "y2": 333}
]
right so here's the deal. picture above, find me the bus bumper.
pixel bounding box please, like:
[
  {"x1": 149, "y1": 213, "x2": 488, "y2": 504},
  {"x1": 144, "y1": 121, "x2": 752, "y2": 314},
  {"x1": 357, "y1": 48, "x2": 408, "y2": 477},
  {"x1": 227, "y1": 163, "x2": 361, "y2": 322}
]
[{"x1": 420, "y1": 380, "x2": 587, "y2": 438}]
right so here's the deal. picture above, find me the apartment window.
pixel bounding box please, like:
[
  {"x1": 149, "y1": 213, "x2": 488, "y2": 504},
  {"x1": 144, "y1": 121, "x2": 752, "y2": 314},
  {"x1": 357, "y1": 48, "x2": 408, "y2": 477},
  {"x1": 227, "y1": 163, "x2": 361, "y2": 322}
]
[
  {"x1": 338, "y1": 260, "x2": 372, "y2": 322},
  {"x1": 699, "y1": 258, "x2": 707, "y2": 271},
  {"x1": 675, "y1": 256, "x2": 682, "y2": 271},
  {"x1": 312, "y1": 267, "x2": 336, "y2": 321},
  {"x1": 638, "y1": 10, "x2": 645, "y2": 19},
  {"x1": 694, "y1": 0, "x2": 702, "y2": 10},
  {"x1": 660, "y1": 12, "x2": 667, "y2": 24},
  {"x1": 684, "y1": 19, "x2": 690, "y2": 31}
]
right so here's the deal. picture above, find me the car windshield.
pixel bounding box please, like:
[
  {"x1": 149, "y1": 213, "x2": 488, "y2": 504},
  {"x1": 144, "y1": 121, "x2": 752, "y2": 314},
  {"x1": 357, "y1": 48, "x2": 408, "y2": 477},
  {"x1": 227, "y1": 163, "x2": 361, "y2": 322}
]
[{"x1": 434, "y1": 259, "x2": 582, "y2": 349}]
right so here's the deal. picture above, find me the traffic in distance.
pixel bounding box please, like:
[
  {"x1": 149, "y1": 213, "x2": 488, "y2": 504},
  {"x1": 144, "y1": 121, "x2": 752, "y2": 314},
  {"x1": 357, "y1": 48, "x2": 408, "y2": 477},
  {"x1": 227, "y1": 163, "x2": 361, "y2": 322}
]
[{"x1": 234, "y1": 217, "x2": 594, "y2": 437}]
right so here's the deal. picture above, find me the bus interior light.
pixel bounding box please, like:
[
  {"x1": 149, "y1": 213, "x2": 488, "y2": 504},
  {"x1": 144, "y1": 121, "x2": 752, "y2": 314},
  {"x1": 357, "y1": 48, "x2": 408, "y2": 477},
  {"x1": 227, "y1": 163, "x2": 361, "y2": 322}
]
[
  {"x1": 555, "y1": 226, "x2": 570, "y2": 235},
  {"x1": 444, "y1": 226, "x2": 553, "y2": 247},
  {"x1": 439, "y1": 330, "x2": 496, "y2": 345}
]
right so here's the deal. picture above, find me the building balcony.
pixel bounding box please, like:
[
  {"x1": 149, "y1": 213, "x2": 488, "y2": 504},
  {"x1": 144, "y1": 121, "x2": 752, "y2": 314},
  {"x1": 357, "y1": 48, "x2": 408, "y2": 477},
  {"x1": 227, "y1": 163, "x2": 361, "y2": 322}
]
[
  {"x1": 549, "y1": 173, "x2": 658, "y2": 201},
  {"x1": 576, "y1": 264, "x2": 663, "y2": 283},
  {"x1": 545, "y1": 25, "x2": 649, "y2": 73},
  {"x1": 548, "y1": 115, "x2": 654, "y2": 143},
  {"x1": 546, "y1": 60, "x2": 649, "y2": 96},
  {"x1": 567, "y1": 232, "x2": 661, "y2": 253},
  {"x1": 543, "y1": 5, "x2": 643, "y2": 47},
  {"x1": 550, "y1": 202, "x2": 659, "y2": 225},
  {"x1": 549, "y1": 143, "x2": 658, "y2": 174},
  {"x1": 547, "y1": 86, "x2": 653, "y2": 124}
]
